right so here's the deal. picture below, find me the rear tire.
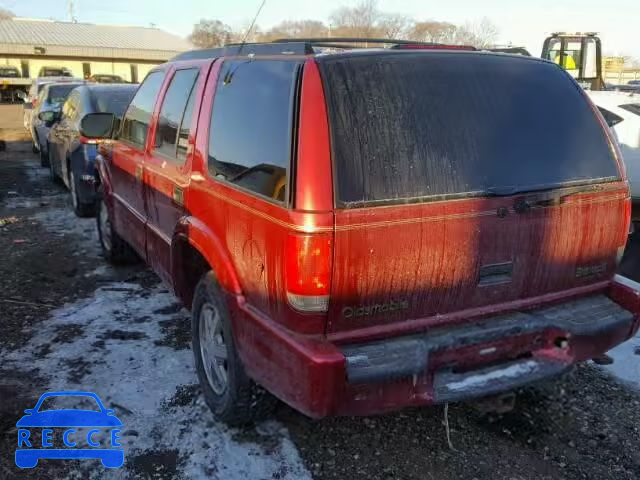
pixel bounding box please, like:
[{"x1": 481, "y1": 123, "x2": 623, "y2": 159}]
[
  {"x1": 96, "y1": 186, "x2": 138, "y2": 264},
  {"x1": 192, "y1": 272, "x2": 276, "y2": 426}
]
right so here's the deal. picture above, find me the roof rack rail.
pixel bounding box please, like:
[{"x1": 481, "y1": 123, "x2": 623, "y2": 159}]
[
  {"x1": 170, "y1": 41, "x2": 313, "y2": 61},
  {"x1": 170, "y1": 37, "x2": 476, "y2": 62},
  {"x1": 273, "y1": 37, "x2": 444, "y2": 46}
]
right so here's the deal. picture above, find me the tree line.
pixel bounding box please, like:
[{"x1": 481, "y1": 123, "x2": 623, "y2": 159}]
[{"x1": 189, "y1": 0, "x2": 499, "y2": 49}]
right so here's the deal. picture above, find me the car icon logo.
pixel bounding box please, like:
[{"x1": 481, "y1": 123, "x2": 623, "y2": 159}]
[{"x1": 15, "y1": 391, "x2": 124, "y2": 468}]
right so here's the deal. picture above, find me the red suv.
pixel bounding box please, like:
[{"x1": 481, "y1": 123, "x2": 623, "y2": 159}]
[{"x1": 81, "y1": 39, "x2": 640, "y2": 425}]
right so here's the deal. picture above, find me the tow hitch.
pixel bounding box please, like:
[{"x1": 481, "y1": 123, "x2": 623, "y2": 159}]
[{"x1": 472, "y1": 392, "x2": 517, "y2": 414}]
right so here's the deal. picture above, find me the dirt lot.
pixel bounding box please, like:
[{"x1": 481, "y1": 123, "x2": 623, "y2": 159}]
[{"x1": 1, "y1": 120, "x2": 639, "y2": 479}]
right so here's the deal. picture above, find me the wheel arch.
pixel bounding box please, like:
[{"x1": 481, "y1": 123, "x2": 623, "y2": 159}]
[{"x1": 171, "y1": 217, "x2": 242, "y2": 310}]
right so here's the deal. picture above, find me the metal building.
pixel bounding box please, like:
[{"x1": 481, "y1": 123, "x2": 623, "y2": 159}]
[{"x1": 0, "y1": 18, "x2": 192, "y2": 82}]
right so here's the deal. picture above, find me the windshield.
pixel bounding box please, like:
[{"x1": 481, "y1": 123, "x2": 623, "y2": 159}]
[
  {"x1": 38, "y1": 395, "x2": 101, "y2": 412},
  {"x1": 320, "y1": 52, "x2": 620, "y2": 206},
  {"x1": 48, "y1": 84, "x2": 81, "y2": 105},
  {"x1": 42, "y1": 68, "x2": 71, "y2": 77}
]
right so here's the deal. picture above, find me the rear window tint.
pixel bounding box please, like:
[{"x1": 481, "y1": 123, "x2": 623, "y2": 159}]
[{"x1": 320, "y1": 53, "x2": 620, "y2": 206}]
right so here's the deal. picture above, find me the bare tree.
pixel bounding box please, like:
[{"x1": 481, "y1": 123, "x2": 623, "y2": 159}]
[
  {"x1": 378, "y1": 14, "x2": 413, "y2": 39},
  {"x1": 0, "y1": 8, "x2": 14, "y2": 20},
  {"x1": 329, "y1": 0, "x2": 380, "y2": 38},
  {"x1": 409, "y1": 21, "x2": 458, "y2": 43},
  {"x1": 261, "y1": 20, "x2": 328, "y2": 41},
  {"x1": 189, "y1": 19, "x2": 233, "y2": 48},
  {"x1": 456, "y1": 18, "x2": 499, "y2": 48}
]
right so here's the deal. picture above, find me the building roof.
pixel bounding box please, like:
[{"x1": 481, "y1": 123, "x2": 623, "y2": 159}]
[{"x1": 0, "y1": 18, "x2": 192, "y2": 61}]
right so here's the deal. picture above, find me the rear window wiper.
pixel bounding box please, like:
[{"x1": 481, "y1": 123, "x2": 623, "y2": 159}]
[
  {"x1": 512, "y1": 184, "x2": 607, "y2": 213},
  {"x1": 485, "y1": 183, "x2": 611, "y2": 213}
]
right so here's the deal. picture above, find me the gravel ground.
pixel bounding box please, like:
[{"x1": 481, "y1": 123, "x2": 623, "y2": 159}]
[{"x1": 1, "y1": 128, "x2": 639, "y2": 480}]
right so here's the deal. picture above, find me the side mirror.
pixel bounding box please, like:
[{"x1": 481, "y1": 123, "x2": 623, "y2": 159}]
[
  {"x1": 38, "y1": 110, "x2": 58, "y2": 123},
  {"x1": 23, "y1": 409, "x2": 34, "y2": 415},
  {"x1": 80, "y1": 112, "x2": 115, "y2": 140}
]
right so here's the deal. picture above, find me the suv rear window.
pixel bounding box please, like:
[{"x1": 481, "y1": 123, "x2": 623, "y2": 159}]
[{"x1": 320, "y1": 52, "x2": 620, "y2": 206}]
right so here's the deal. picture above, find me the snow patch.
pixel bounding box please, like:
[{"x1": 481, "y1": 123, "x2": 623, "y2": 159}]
[
  {"x1": 1, "y1": 283, "x2": 311, "y2": 480},
  {"x1": 600, "y1": 329, "x2": 640, "y2": 390}
]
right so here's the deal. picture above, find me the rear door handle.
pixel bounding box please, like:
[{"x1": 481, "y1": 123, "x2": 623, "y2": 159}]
[{"x1": 134, "y1": 165, "x2": 143, "y2": 180}]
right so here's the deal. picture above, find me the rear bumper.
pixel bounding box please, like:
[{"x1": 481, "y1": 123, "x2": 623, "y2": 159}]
[{"x1": 231, "y1": 276, "x2": 640, "y2": 418}]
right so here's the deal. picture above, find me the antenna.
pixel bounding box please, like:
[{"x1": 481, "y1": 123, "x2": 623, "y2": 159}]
[{"x1": 237, "y1": 0, "x2": 266, "y2": 54}]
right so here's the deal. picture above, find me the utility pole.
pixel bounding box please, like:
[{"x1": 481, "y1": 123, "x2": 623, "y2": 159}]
[{"x1": 67, "y1": 0, "x2": 74, "y2": 22}]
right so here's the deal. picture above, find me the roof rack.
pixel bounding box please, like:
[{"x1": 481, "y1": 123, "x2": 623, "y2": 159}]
[
  {"x1": 171, "y1": 42, "x2": 314, "y2": 61},
  {"x1": 489, "y1": 47, "x2": 532, "y2": 56},
  {"x1": 273, "y1": 37, "x2": 444, "y2": 46},
  {"x1": 171, "y1": 37, "x2": 475, "y2": 62}
]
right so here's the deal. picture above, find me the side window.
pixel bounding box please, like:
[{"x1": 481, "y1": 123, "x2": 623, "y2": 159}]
[
  {"x1": 208, "y1": 60, "x2": 299, "y2": 203},
  {"x1": 37, "y1": 88, "x2": 47, "y2": 107},
  {"x1": 598, "y1": 107, "x2": 624, "y2": 128},
  {"x1": 120, "y1": 71, "x2": 166, "y2": 148},
  {"x1": 154, "y1": 68, "x2": 199, "y2": 162},
  {"x1": 177, "y1": 85, "x2": 197, "y2": 163}
]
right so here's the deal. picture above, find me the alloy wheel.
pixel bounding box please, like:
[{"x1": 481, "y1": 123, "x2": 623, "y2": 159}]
[{"x1": 199, "y1": 302, "x2": 229, "y2": 395}]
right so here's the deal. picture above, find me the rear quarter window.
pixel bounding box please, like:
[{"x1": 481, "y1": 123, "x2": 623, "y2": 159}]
[
  {"x1": 319, "y1": 52, "x2": 620, "y2": 207},
  {"x1": 207, "y1": 60, "x2": 300, "y2": 203}
]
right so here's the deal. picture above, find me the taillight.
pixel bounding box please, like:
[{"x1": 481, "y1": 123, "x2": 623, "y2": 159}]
[
  {"x1": 285, "y1": 233, "x2": 332, "y2": 313},
  {"x1": 32, "y1": 98, "x2": 38, "y2": 108}
]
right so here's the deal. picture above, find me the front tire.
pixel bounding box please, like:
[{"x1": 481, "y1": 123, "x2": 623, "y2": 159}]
[
  {"x1": 96, "y1": 187, "x2": 138, "y2": 264},
  {"x1": 40, "y1": 146, "x2": 48, "y2": 167},
  {"x1": 48, "y1": 148, "x2": 62, "y2": 185},
  {"x1": 70, "y1": 170, "x2": 95, "y2": 217},
  {"x1": 192, "y1": 272, "x2": 276, "y2": 425}
]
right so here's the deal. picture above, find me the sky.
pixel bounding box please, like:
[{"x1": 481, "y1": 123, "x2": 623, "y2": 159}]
[{"x1": 2, "y1": 0, "x2": 639, "y2": 58}]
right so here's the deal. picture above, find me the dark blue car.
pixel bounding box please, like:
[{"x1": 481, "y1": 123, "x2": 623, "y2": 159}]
[
  {"x1": 15, "y1": 391, "x2": 123, "y2": 468},
  {"x1": 48, "y1": 84, "x2": 137, "y2": 217}
]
